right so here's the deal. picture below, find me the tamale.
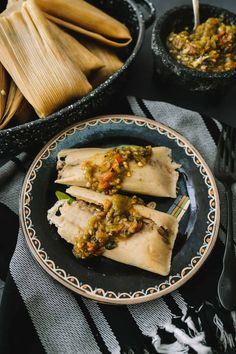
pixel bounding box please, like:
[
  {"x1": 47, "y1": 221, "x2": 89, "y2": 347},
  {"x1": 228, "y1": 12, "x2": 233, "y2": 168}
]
[
  {"x1": 47, "y1": 186, "x2": 179, "y2": 275},
  {"x1": 47, "y1": 22, "x2": 103, "y2": 77},
  {"x1": 0, "y1": 80, "x2": 24, "y2": 129},
  {"x1": 80, "y1": 39, "x2": 123, "y2": 87},
  {"x1": 55, "y1": 146, "x2": 181, "y2": 198},
  {"x1": 14, "y1": 99, "x2": 34, "y2": 126},
  {"x1": 0, "y1": 63, "x2": 24, "y2": 129},
  {"x1": 0, "y1": 0, "x2": 103, "y2": 118},
  {"x1": 34, "y1": 0, "x2": 132, "y2": 47},
  {"x1": 0, "y1": 63, "x2": 8, "y2": 119}
]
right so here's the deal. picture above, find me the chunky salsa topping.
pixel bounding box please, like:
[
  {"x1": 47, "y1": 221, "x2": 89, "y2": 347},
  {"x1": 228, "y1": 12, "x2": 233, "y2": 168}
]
[
  {"x1": 82, "y1": 145, "x2": 152, "y2": 195},
  {"x1": 167, "y1": 17, "x2": 236, "y2": 72},
  {"x1": 73, "y1": 194, "x2": 144, "y2": 259}
]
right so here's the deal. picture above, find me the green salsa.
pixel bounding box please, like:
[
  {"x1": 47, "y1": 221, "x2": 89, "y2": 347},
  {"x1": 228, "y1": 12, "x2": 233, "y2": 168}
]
[
  {"x1": 73, "y1": 194, "x2": 144, "y2": 259},
  {"x1": 167, "y1": 17, "x2": 236, "y2": 72},
  {"x1": 82, "y1": 145, "x2": 152, "y2": 195}
]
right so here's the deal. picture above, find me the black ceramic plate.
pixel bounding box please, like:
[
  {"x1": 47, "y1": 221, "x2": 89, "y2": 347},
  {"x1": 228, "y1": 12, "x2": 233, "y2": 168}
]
[{"x1": 20, "y1": 115, "x2": 220, "y2": 304}]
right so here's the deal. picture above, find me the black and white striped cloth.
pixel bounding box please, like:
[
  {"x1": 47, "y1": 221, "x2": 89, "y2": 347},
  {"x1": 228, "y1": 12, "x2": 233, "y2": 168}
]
[{"x1": 0, "y1": 97, "x2": 236, "y2": 354}]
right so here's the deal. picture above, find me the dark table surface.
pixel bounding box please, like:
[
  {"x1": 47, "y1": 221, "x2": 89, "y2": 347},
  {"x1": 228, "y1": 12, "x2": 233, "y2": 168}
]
[
  {"x1": 1, "y1": 2, "x2": 236, "y2": 353},
  {"x1": 125, "y1": 0, "x2": 236, "y2": 127}
]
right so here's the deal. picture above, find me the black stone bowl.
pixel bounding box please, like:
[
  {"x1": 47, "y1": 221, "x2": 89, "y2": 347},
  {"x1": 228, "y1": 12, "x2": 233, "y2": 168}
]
[
  {"x1": 151, "y1": 4, "x2": 236, "y2": 92},
  {"x1": 0, "y1": 0, "x2": 156, "y2": 161}
]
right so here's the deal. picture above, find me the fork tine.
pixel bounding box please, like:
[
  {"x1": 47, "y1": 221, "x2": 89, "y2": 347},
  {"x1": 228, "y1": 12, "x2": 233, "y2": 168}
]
[
  {"x1": 214, "y1": 126, "x2": 225, "y2": 175},
  {"x1": 225, "y1": 126, "x2": 231, "y2": 167},
  {"x1": 217, "y1": 124, "x2": 226, "y2": 159},
  {"x1": 230, "y1": 127, "x2": 236, "y2": 173},
  {"x1": 221, "y1": 125, "x2": 229, "y2": 168},
  {"x1": 214, "y1": 125, "x2": 236, "y2": 180},
  {"x1": 233, "y1": 128, "x2": 236, "y2": 152},
  {"x1": 228, "y1": 127, "x2": 234, "y2": 172}
]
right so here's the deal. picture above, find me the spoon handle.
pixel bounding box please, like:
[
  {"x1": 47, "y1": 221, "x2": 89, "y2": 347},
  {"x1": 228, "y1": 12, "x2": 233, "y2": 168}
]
[{"x1": 192, "y1": 0, "x2": 200, "y2": 30}]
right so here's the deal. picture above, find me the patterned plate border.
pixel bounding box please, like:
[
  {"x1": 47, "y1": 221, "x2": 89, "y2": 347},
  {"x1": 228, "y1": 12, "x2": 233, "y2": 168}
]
[{"x1": 20, "y1": 115, "x2": 220, "y2": 305}]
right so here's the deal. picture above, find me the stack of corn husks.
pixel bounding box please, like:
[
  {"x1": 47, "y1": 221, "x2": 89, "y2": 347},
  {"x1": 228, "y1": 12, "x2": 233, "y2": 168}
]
[{"x1": 0, "y1": 0, "x2": 131, "y2": 128}]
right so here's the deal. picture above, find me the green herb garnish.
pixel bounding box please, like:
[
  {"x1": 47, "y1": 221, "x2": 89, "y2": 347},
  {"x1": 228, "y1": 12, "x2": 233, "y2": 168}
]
[{"x1": 55, "y1": 191, "x2": 75, "y2": 205}]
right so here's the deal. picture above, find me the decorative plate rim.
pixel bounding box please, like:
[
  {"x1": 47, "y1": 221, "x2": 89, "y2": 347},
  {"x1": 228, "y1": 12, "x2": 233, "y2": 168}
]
[{"x1": 20, "y1": 115, "x2": 220, "y2": 305}]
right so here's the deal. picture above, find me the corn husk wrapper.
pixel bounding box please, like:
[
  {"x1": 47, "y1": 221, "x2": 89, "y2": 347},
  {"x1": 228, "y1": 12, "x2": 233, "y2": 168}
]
[
  {"x1": 80, "y1": 39, "x2": 123, "y2": 87},
  {"x1": 0, "y1": 81, "x2": 24, "y2": 129},
  {"x1": 34, "y1": 0, "x2": 132, "y2": 47},
  {"x1": 7, "y1": 0, "x2": 23, "y2": 8},
  {"x1": 48, "y1": 22, "x2": 103, "y2": 77},
  {"x1": 14, "y1": 99, "x2": 34, "y2": 125},
  {"x1": 0, "y1": 0, "x2": 104, "y2": 118},
  {"x1": 0, "y1": 62, "x2": 8, "y2": 119},
  {"x1": 0, "y1": 63, "x2": 24, "y2": 129}
]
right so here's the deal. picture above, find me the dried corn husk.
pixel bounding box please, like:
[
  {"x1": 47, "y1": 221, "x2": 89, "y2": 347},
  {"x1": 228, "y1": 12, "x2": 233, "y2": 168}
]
[
  {"x1": 7, "y1": 0, "x2": 23, "y2": 8},
  {"x1": 14, "y1": 99, "x2": 34, "y2": 125},
  {"x1": 0, "y1": 63, "x2": 8, "y2": 119},
  {"x1": 35, "y1": 0, "x2": 132, "y2": 47},
  {"x1": 81, "y1": 39, "x2": 123, "y2": 87},
  {"x1": 0, "y1": 80, "x2": 24, "y2": 129},
  {"x1": 48, "y1": 22, "x2": 103, "y2": 77},
  {"x1": 0, "y1": 0, "x2": 103, "y2": 118},
  {"x1": 0, "y1": 63, "x2": 24, "y2": 129}
]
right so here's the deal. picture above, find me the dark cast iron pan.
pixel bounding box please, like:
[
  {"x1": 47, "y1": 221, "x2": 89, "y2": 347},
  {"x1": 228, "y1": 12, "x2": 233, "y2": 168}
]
[{"x1": 0, "y1": 0, "x2": 156, "y2": 162}]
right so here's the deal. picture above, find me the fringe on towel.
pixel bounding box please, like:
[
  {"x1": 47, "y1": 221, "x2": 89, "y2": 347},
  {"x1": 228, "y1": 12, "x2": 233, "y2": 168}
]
[
  {"x1": 213, "y1": 314, "x2": 235, "y2": 351},
  {"x1": 141, "y1": 294, "x2": 236, "y2": 353},
  {"x1": 145, "y1": 324, "x2": 211, "y2": 354}
]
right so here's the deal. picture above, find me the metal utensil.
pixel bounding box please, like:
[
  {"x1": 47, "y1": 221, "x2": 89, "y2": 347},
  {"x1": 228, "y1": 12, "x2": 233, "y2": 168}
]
[
  {"x1": 192, "y1": 0, "x2": 200, "y2": 30},
  {"x1": 214, "y1": 125, "x2": 236, "y2": 311}
]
